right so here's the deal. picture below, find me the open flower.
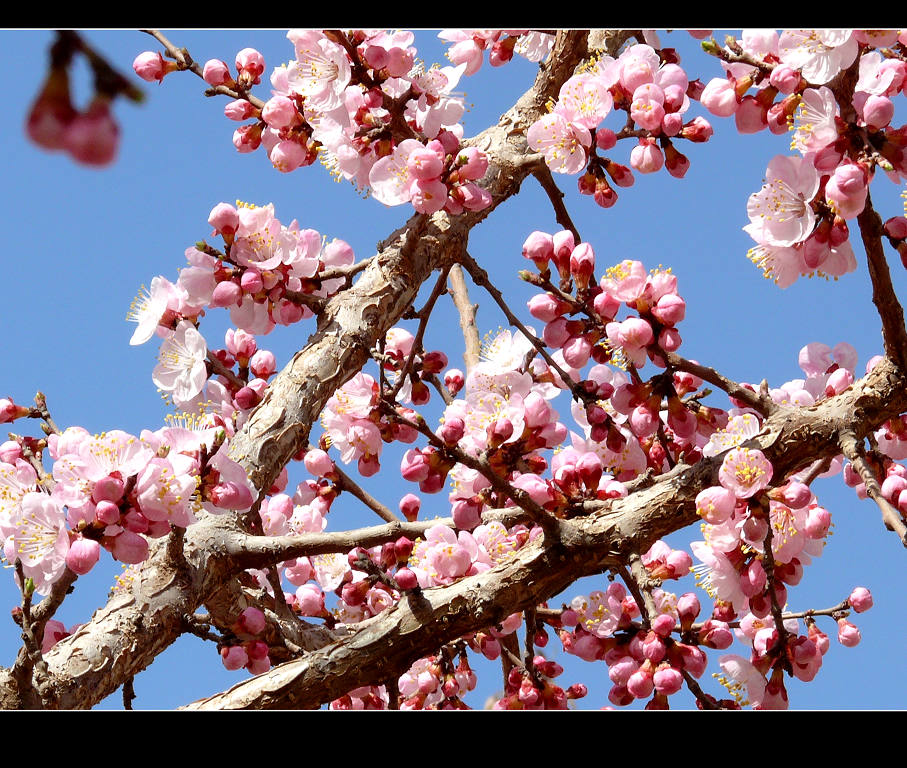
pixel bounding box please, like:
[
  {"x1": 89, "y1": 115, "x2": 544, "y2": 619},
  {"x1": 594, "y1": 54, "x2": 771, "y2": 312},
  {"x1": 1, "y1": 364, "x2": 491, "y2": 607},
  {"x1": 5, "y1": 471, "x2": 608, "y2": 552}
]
[
  {"x1": 744, "y1": 155, "x2": 820, "y2": 247},
  {"x1": 719, "y1": 447, "x2": 773, "y2": 498},
  {"x1": 152, "y1": 321, "x2": 208, "y2": 404}
]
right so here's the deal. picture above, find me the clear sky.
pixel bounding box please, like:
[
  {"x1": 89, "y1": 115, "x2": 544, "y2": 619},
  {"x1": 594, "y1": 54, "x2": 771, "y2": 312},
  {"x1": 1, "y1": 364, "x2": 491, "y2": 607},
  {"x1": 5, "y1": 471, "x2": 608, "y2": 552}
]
[{"x1": 1, "y1": 29, "x2": 904, "y2": 710}]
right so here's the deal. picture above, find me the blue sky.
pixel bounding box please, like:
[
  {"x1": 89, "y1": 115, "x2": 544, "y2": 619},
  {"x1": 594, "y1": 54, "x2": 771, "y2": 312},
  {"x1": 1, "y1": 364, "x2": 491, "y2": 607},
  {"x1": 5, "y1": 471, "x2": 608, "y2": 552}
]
[{"x1": 0, "y1": 29, "x2": 904, "y2": 709}]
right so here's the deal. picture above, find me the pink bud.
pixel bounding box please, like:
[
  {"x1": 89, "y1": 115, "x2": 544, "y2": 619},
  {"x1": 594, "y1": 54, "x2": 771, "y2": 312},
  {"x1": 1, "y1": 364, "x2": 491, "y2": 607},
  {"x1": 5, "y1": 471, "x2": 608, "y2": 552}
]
[
  {"x1": 451, "y1": 497, "x2": 482, "y2": 530},
  {"x1": 438, "y1": 417, "x2": 466, "y2": 445},
  {"x1": 522, "y1": 231, "x2": 554, "y2": 268},
  {"x1": 304, "y1": 448, "x2": 334, "y2": 478},
  {"x1": 221, "y1": 645, "x2": 249, "y2": 671},
  {"x1": 837, "y1": 618, "x2": 861, "y2": 647},
  {"x1": 885, "y1": 217, "x2": 907, "y2": 240},
  {"x1": 395, "y1": 568, "x2": 418, "y2": 591},
  {"x1": 444, "y1": 368, "x2": 464, "y2": 394},
  {"x1": 700, "y1": 77, "x2": 738, "y2": 117},
  {"x1": 826, "y1": 163, "x2": 868, "y2": 219},
  {"x1": 630, "y1": 139, "x2": 664, "y2": 174},
  {"x1": 203, "y1": 59, "x2": 234, "y2": 87},
  {"x1": 65, "y1": 537, "x2": 100, "y2": 575},
  {"x1": 261, "y1": 95, "x2": 299, "y2": 130},
  {"x1": 805, "y1": 505, "x2": 831, "y2": 538},
  {"x1": 769, "y1": 65, "x2": 801, "y2": 94},
  {"x1": 133, "y1": 51, "x2": 176, "y2": 83},
  {"x1": 848, "y1": 586, "x2": 873, "y2": 613},
  {"x1": 211, "y1": 280, "x2": 242, "y2": 308},
  {"x1": 862, "y1": 94, "x2": 894, "y2": 130},
  {"x1": 399, "y1": 493, "x2": 421, "y2": 522},
  {"x1": 653, "y1": 666, "x2": 683, "y2": 695},
  {"x1": 235, "y1": 48, "x2": 265, "y2": 84},
  {"x1": 111, "y1": 530, "x2": 149, "y2": 564},
  {"x1": 734, "y1": 95, "x2": 768, "y2": 133},
  {"x1": 238, "y1": 607, "x2": 266, "y2": 635},
  {"x1": 208, "y1": 481, "x2": 255, "y2": 510}
]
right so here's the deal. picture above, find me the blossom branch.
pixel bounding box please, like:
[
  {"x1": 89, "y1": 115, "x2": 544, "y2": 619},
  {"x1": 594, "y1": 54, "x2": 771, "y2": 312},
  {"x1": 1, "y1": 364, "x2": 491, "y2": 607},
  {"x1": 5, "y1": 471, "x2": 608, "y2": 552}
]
[
  {"x1": 384, "y1": 406, "x2": 562, "y2": 536},
  {"x1": 140, "y1": 30, "x2": 265, "y2": 108},
  {"x1": 690, "y1": 599, "x2": 851, "y2": 632},
  {"x1": 839, "y1": 428, "x2": 907, "y2": 546},
  {"x1": 223, "y1": 518, "x2": 454, "y2": 570},
  {"x1": 662, "y1": 351, "x2": 777, "y2": 416}
]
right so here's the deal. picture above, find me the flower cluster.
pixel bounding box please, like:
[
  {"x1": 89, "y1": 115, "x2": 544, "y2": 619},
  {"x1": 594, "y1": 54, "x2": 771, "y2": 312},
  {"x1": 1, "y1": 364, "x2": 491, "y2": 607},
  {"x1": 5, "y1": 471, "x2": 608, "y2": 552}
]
[
  {"x1": 526, "y1": 41, "x2": 713, "y2": 208},
  {"x1": 137, "y1": 31, "x2": 495, "y2": 215},
  {"x1": 696, "y1": 30, "x2": 906, "y2": 285}
]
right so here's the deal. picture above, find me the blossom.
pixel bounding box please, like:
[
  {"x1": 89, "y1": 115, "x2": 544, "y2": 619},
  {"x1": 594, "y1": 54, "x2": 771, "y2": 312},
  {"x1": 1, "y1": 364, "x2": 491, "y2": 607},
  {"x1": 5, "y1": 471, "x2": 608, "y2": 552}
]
[
  {"x1": 779, "y1": 30, "x2": 858, "y2": 85},
  {"x1": 744, "y1": 155, "x2": 820, "y2": 247},
  {"x1": 790, "y1": 87, "x2": 838, "y2": 154},
  {"x1": 527, "y1": 113, "x2": 591, "y2": 175},
  {"x1": 126, "y1": 276, "x2": 183, "y2": 346},
  {"x1": 4, "y1": 492, "x2": 70, "y2": 595},
  {"x1": 719, "y1": 447, "x2": 773, "y2": 498},
  {"x1": 286, "y1": 31, "x2": 351, "y2": 112},
  {"x1": 152, "y1": 321, "x2": 208, "y2": 404}
]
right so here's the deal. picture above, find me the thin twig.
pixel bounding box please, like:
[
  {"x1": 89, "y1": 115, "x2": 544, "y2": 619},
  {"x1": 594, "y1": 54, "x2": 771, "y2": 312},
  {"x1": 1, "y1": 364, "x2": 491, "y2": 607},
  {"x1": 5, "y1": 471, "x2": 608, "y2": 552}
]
[
  {"x1": 123, "y1": 677, "x2": 136, "y2": 710},
  {"x1": 140, "y1": 30, "x2": 266, "y2": 109},
  {"x1": 663, "y1": 351, "x2": 776, "y2": 417},
  {"x1": 620, "y1": 557, "x2": 657, "y2": 628},
  {"x1": 329, "y1": 458, "x2": 400, "y2": 523},
  {"x1": 532, "y1": 165, "x2": 581, "y2": 244},
  {"x1": 206, "y1": 352, "x2": 245, "y2": 390},
  {"x1": 389, "y1": 266, "x2": 451, "y2": 401}
]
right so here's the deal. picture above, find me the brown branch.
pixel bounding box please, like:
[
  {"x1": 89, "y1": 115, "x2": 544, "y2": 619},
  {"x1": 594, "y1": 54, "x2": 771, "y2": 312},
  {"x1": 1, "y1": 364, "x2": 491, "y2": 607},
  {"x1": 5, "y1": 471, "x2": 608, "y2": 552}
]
[
  {"x1": 122, "y1": 677, "x2": 136, "y2": 710},
  {"x1": 223, "y1": 518, "x2": 456, "y2": 570},
  {"x1": 206, "y1": 352, "x2": 245, "y2": 391},
  {"x1": 839, "y1": 428, "x2": 907, "y2": 546},
  {"x1": 663, "y1": 351, "x2": 777, "y2": 417},
  {"x1": 447, "y1": 264, "x2": 481, "y2": 371},
  {"x1": 532, "y1": 165, "x2": 581, "y2": 244},
  {"x1": 857, "y1": 189, "x2": 907, "y2": 368},
  {"x1": 329, "y1": 459, "x2": 400, "y2": 524},
  {"x1": 620, "y1": 557, "x2": 657, "y2": 628}
]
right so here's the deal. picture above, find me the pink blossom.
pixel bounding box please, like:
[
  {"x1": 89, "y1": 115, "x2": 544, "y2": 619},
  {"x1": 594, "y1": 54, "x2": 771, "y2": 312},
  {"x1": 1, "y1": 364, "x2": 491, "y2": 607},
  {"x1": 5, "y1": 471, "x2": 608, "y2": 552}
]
[
  {"x1": 527, "y1": 113, "x2": 591, "y2": 175},
  {"x1": 700, "y1": 77, "x2": 738, "y2": 117},
  {"x1": 719, "y1": 447, "x2": 773, "y2": 498},
  {"x1": 779, "y1": 30, "x2": 858, "y2": 85},
  {"x1": 744, "y1": 155, "x2": 820, "y2": 247},
  {"x1": 152, "y1": 321, "x2": 208, "y2": 404}
]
